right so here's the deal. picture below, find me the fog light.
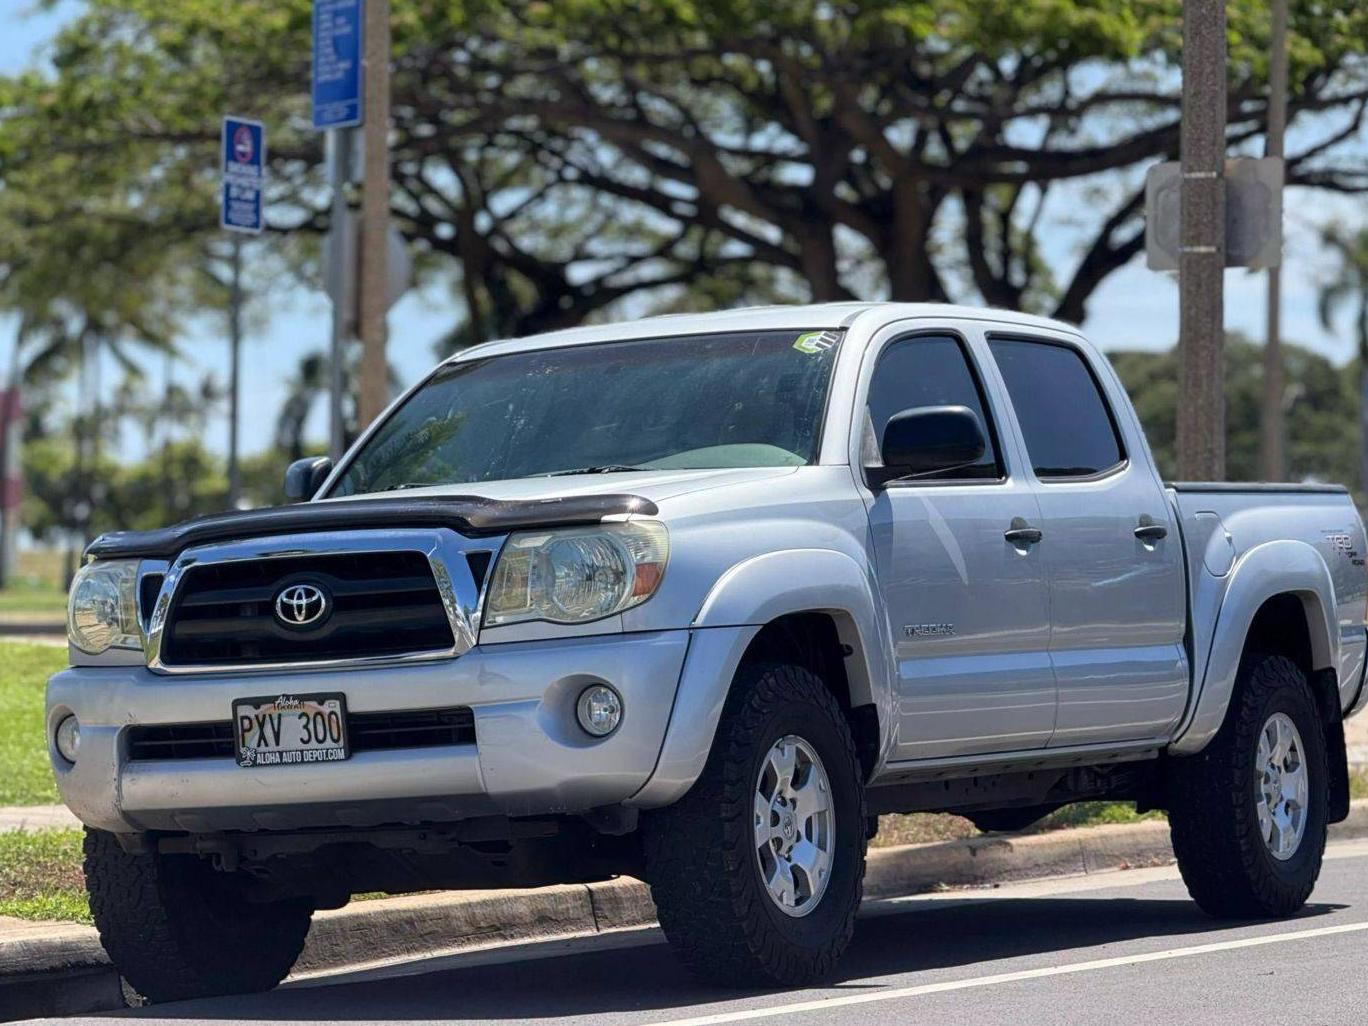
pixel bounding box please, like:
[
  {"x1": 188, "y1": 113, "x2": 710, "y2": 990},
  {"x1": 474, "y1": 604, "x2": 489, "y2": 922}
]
[
  {"x1": 55, "y1": 715, "x2": 81, "y2": 764},
  {"x1": 576, "y1": 685, "x2": 622, "y2": 737}
]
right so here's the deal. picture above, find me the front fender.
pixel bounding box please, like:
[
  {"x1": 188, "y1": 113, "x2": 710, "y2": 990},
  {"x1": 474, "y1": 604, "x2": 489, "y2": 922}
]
[
  {"x1": 626, "y1": 549, "x2": 894, "y2": 807},
  {"x1": 1171, "y1": 539, "x2": 1338, "y2": 755}
]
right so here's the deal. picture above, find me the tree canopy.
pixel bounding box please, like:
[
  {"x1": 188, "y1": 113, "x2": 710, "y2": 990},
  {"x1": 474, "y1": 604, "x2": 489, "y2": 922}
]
[
  {"x1": 2, "y1": 0, "x2": 1365, "y2": 349},
  {"x1": 1111, "y1": 333, "x2": 1359, "y2": 489}
]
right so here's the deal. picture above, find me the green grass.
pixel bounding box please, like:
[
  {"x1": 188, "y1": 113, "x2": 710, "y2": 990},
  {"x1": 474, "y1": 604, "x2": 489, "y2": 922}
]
[
  {"x1": 0, "y1": 829, "x2": 89, "y2": 923},
  {"x1": 1349, "y1": 767, "x2": 1368, "y2": 800},
  {"x1": 0, "y1": 642, "x2": 69, "y2": 805},
  {"x1": 873, "y1": 801, "x2": 1165, "y2": 848},
  {"x1": 0, "y1": 579, "x2": 68, "y2": 615}
]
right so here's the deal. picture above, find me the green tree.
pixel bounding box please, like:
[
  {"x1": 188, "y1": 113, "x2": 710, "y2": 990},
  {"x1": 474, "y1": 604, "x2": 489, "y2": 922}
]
[
  {"x1": 1109, "y1": 334, "x2": 1358, "y2": 490},
  {"x1": 3, "y1": 1, "x2": 1364, "y2": 345},
  {"x1": 1318, "y1": 225, "x2": 1368, "y2": 492}
]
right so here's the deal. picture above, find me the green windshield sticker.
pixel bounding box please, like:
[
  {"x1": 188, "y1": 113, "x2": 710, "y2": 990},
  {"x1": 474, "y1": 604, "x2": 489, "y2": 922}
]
[{"x1": 793, "y1": 330, "x2": 839, "y2": 354}]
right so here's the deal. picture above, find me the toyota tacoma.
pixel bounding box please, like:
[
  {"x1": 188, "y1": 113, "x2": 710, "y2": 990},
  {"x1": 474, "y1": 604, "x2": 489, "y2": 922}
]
[{"x1": 48, "y1": 303, "x2": 1368, "y2": 999}]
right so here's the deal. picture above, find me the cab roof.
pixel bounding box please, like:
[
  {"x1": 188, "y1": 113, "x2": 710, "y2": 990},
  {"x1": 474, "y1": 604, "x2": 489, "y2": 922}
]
[{"x1": 444, "y1": 302, "x2": 1085, "y2": 365}]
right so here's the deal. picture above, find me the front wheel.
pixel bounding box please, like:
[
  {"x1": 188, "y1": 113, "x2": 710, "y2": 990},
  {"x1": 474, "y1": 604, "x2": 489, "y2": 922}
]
[
  {"x1": 1168, "y1": 653, "x2": 1329, "y2": 918},
  {"x1": 84, "y1": 828, "x2": 313, "y2": 1002},
  {"x1": 643, "y1": 662, "x2": 867, "y2": 987}
]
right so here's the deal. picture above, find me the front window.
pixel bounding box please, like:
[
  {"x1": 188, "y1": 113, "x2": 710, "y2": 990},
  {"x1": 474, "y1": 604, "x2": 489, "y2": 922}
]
[{"x1": 330, "y1": 328, "x2": 843, "y2": 495}]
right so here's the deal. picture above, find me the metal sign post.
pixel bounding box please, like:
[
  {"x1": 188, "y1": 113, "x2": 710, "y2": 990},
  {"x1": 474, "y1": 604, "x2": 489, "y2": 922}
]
[{"x1": 313, "y1": 0, "x2": 364, "y2": 459}]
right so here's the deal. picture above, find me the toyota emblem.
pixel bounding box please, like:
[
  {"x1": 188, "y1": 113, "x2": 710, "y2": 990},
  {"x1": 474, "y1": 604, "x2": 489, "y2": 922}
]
[{"x1": 274, "y1": 583, "x2": 330, "y2": 627}]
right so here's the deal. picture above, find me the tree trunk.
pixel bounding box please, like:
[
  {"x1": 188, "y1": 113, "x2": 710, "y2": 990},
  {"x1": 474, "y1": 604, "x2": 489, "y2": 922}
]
[
  {"x1": 797, "y1": 223, "x2": 846, "y2": 302},
  {"x1": 885, "y1": 180, "x2": 944, "y2": 301}
]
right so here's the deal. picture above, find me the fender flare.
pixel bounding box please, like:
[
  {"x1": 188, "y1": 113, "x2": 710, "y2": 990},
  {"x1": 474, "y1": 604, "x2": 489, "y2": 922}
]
[
  {"x1": 627, "y1": 549, "x2": 894, "y2": 808},
  {"x1": 1171, "y1": 539, "x2": 1338, "y2": 755}
]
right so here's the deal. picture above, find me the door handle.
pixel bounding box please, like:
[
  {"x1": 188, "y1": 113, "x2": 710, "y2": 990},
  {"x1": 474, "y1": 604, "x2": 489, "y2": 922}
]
[
  {"x1": 1004, "y1": 519, "x2": 1043, "y2": 545},
  {"x1": 1134, "y1": 516, "x2": 1168, "y2": 542}
]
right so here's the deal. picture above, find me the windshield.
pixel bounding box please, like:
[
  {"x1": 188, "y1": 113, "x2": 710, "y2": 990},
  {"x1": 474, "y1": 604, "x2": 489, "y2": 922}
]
[{"x1": 330, "y1": 328, "x2": 844, "y2": 495}]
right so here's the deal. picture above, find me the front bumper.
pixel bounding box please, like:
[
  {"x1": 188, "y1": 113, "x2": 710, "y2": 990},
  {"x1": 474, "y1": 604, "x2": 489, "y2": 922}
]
[{"x1": 47, "y1": 630, "x2": 694, "y2": 834}]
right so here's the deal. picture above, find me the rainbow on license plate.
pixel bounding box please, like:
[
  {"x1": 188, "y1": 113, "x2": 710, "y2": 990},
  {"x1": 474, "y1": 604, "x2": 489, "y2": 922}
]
[{"x1": 233, "y1": 693, "x2": 350, "y2": 768}]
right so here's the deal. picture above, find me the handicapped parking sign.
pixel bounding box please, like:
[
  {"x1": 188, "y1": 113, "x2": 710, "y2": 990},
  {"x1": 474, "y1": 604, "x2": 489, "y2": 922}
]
[{"x1": 221, "y1": 116, "x2": 265, "y2": 234}]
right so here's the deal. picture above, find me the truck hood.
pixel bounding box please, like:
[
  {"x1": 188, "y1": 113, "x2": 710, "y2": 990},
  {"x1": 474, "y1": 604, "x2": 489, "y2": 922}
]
[
  {"x1": 83, "y1": 467, "x2": 801, "y2": 560},
  {"x1": 325, "y1": 466, "x2": 800, "y2": 507}
]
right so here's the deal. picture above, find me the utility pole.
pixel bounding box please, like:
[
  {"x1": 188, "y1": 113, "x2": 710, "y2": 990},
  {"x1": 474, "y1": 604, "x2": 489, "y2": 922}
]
[
  {"x1": 226, "y1": 236, "x2": 243, "y2": 507},
  {"x1": 1259, "y1": 0, "x2": 1289, "y2": 482},
  {"x1": 356, "y1": 0, "x2": 391, "y2": 429},
  {"x1": 1176, "y1": 0, "x2": 1227, "y2": 481}
]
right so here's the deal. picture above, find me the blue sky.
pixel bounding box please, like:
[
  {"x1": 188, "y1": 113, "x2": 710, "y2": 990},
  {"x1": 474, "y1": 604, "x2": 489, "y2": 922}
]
[{"x1": 1, "y1": 1, "x2": 1364, "y2": 463}]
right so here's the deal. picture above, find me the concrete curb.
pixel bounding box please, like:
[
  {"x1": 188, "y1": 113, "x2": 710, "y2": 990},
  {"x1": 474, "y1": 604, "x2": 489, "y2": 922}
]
[{"x1": 5, "y1": 804, "x2": 1368, "y2": 1019}]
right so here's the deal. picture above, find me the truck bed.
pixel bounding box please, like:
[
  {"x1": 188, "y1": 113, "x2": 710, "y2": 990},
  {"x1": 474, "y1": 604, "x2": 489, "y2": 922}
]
[{"x1": 1167, "y1": 481, "x2": 1368, "y2": 748}]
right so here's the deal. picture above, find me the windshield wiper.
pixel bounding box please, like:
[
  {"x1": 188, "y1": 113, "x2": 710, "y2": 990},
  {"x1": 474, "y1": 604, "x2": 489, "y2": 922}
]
[
  {"x1": 543, "y1": 465, "x2": 646, "y2": 477},
  {"x1": 378, "y1": 481, "x2": 436, "y2": 492}
]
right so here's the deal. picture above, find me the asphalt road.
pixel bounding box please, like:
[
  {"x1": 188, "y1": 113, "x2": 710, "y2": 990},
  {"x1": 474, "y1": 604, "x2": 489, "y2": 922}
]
[{"x1": 28, "y1": 839, "x2": 1368, "y2": 1026}]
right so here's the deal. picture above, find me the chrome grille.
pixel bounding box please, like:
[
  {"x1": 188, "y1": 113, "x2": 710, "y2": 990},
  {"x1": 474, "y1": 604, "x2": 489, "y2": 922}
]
[{"x1": 158, "y1": 551, "x2": 454, "y2": 668}]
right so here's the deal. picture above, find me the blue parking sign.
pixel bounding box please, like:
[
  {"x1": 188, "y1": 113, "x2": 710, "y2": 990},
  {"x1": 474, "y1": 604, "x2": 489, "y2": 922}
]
[
  {"x1": 312, "y1": 0, "x2": 363, "y2": 130},
  {"x1": 221, "y1": 116, "x2": 265, "y2": 234}
]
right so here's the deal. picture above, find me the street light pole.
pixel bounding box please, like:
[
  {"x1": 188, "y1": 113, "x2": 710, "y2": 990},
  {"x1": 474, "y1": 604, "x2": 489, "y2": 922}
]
[
  {"x1": 1176, "y1": 0, "x2": 1228, "y2": 481},
  {"x1": 1259, "y1": 0, "x2": 1289, "y2": 482},
  {"x1": 357, "y1": 0, "x2": 390, "y2": 430}
]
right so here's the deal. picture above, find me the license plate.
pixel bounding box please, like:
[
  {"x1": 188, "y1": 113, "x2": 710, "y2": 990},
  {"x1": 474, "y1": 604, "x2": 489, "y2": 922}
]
[{"x1": 233, "y1": 693, "x2": 349, "y2": 768}]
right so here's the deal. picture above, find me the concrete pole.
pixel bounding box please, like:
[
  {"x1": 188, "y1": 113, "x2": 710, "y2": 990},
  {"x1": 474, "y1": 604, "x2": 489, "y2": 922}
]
[
  {"x1": 226, "y1": 236, "x2": 243, "y2": 507},
  {"x1": 357, "y1": 0, "x2": 391, "y2": 430},
  {"x1": 1175, "y1": 0, "x2": 1227, "y2": 481},
  {"x1": 1259, "y1": 0, "x2": 1289, "y2": 482}
]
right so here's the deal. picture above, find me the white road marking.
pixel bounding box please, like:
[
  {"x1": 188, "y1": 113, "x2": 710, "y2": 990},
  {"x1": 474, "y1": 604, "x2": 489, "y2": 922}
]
[{"x1": 649, "y1": 920, "x2": 1368, "y2": 1026}]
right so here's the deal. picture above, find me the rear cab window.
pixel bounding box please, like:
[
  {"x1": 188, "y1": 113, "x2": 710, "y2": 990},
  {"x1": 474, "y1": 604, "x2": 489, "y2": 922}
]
[{"x1": 987, "y1": 337, "x2": 1125, "y2": 480}]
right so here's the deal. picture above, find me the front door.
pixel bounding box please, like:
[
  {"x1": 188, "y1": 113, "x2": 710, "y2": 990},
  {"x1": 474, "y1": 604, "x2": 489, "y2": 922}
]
[
  {"x1": 986, "y1": 334, "x2": 1188, "y2": 746},
  {"x1": 862, "y1": 330, "x2": 1055, "y2": 762}
]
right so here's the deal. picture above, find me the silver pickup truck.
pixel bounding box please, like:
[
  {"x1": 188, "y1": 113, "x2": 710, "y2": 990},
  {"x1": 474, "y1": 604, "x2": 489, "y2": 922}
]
[{"x1": 49, "y1": 302, "x2": 1368, "y2": 1000}]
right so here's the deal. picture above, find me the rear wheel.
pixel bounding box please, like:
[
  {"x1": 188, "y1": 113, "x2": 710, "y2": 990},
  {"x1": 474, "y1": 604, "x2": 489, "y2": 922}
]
[
  {"x1": 1168, "y1": 653, "x2": 1329, "y2": 917},
  {"x1": 84, "y1": 828, "x2": 312, "y2": 1003},
  {"x1": 644, "y1": 662, "x2": 867, "y2": 987}
]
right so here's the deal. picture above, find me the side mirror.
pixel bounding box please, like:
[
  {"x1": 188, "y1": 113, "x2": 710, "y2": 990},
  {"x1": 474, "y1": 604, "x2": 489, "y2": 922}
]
[
  {"x1": 867, "y1": 405, "x2": 985, "y2": 488},
  {"x1": 284, "y1": 456, "x2": 334, "y2": 502}
]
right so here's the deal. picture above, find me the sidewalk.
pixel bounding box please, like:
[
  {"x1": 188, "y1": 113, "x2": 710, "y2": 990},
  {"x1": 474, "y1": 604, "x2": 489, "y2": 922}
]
[{"x1": 0, "y1": 806, "x2": 79, "y2": 832}]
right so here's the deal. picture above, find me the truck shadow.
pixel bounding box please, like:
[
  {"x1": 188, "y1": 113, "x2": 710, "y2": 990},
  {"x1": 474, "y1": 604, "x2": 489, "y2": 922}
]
[{"x1": 120, "y1": 894, "x2": 1348, "y2": 1022}]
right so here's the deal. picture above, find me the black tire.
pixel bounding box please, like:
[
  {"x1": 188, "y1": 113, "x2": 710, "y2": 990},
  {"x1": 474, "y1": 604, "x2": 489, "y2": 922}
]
[
  {"x1": 1168, "y1": 653, "x2": 1329, "y2": 918},
  {"x1": 643, "y1": 662, "x2": 867, "y2": 987},
  {"x1": 84, "y1": 828, "x2": 313, "y2": 1003}
]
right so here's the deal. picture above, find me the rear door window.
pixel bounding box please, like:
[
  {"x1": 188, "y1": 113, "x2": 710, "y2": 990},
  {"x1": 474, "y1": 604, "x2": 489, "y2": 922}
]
[{"x1": 988, "y1": 338, "x2": 1125, "y2": 479}]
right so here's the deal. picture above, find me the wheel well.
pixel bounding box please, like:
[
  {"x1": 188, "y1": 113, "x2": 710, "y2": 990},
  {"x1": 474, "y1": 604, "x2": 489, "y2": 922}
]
[
  {"x1": 1243, "y1": 592, "x2": 1340, "y2": 719},
  {"x1": 1243, "y1": 591, "x2": 1350, "y2": 820},
  {"x1": 740, "y1": 612, "x2": 879, "y2": 779},
  {"x1": 1245, "y1": 593, "x2": 1314, "y2": 677}
]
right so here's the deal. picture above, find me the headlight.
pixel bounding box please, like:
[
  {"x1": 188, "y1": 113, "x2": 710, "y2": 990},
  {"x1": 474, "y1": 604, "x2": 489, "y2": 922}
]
[
  {"x1": 484, "y1": 522, "x2": 668, "y2": 627},
  {"x1": 67, "y1": 559, "x2": 141, "y2": 654}
]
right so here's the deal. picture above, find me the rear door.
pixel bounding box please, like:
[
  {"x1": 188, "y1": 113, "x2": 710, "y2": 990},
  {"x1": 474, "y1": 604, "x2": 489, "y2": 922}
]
[
  {"x1": 860, "y1": 325, "x2": 1055, "y2": 761},
  {"x1": 984, "y1": 332, "x2": 1188, "y2": 746}
]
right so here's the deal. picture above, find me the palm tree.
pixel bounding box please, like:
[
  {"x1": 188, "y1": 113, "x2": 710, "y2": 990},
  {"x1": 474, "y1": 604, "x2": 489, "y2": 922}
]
[{"x1": 1318, "y1": 226, "x2": 1368, "y2": 493}]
